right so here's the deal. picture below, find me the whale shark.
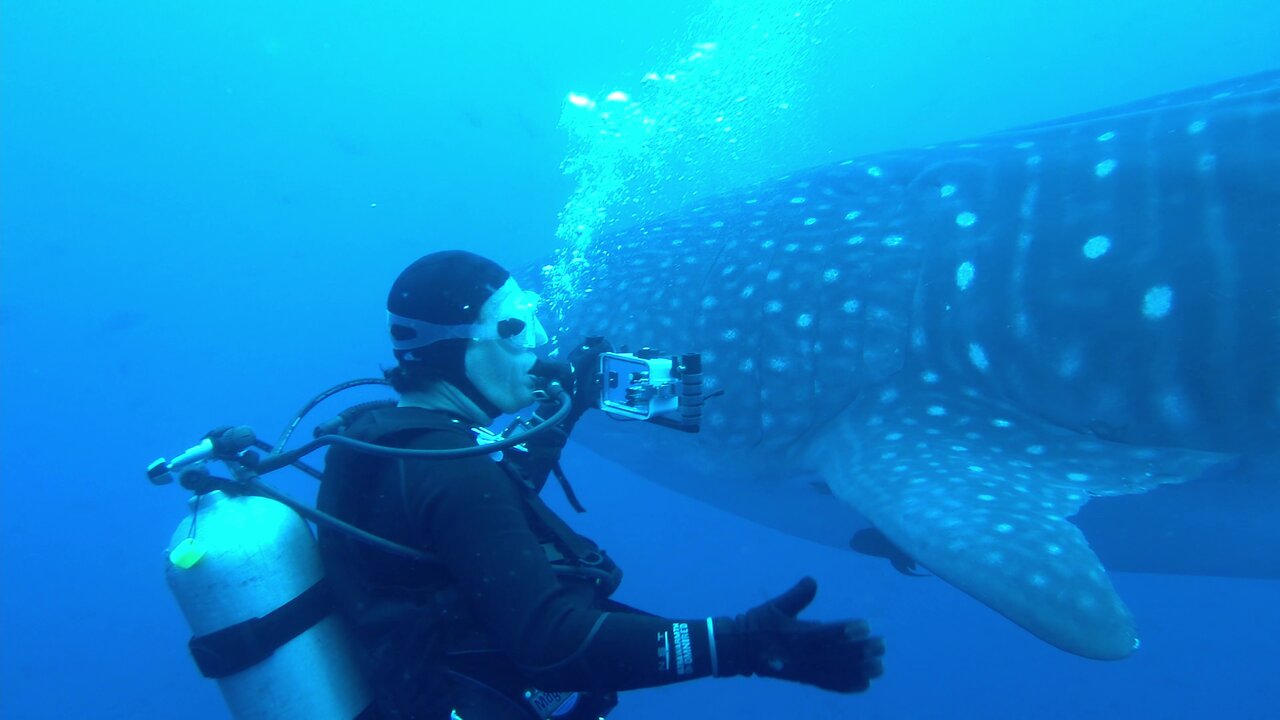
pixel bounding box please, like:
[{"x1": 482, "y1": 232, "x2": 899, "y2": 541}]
[{"x1": 537, "y1": 71, "x2": 1280, "y2": 660}]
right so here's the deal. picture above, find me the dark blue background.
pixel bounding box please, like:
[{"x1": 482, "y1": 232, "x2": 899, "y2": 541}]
[{"x1": 3, "y1": 1, "x2": 1279, "y2": 717}]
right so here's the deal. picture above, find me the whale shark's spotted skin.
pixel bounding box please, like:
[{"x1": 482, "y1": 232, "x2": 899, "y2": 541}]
[{"x1": 541, "y1": 71, "x2": 1280, "y2": 659}]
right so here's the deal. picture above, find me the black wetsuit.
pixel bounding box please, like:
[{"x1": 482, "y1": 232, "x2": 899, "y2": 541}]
[{"x1": 317, "y1": 406, "x2": 717, "y2": 719}]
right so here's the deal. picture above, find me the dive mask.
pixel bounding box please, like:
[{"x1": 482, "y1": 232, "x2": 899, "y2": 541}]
[
  {"x1": 487, "y1": 288, "x2": 548, "y2": 350},
  {"x1": 388, "y1": 288, "x2": 548, "y2": 352}
]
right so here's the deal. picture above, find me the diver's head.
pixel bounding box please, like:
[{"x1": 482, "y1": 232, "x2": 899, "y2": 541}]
[{"x1": 386, "y1": 250, "x2": 548, "y2": 419}]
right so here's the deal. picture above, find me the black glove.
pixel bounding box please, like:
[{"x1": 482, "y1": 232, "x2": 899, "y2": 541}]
[
  {"x1": 566, "y1": 336, "x2": 613, "y2": 420},
  {"x1": 536, "y1": 336, "x2": 613, "y2": 430},
  {"x1": 714, "y1": 577, "x2": 884, "y2": 693}
]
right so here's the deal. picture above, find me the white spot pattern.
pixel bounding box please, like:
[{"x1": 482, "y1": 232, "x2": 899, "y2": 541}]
[
  {"x1": 968, "y1": 343, "x2": 990, "y2": 372},
  {"x1": 1083, "y1": 235, "x2": 1111, "y2": 259},
  {"x1": 1142, "y1": 285, "x2": 1173, "y2": 319}
]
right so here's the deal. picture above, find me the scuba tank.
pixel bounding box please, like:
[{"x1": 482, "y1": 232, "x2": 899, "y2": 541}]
[{"x1": 164, "y1": 490, "x2": 371, "y2": 720}]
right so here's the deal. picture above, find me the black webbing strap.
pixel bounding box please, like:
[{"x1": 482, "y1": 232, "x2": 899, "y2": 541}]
[
  {"x1": 188, "y1": 578, "x2": 334, "y2": 679},
  {"x1": 549, "y1": 461, "x2": 588, "y2": 513},
  {"x1": 520, "y1": 486, "x2": 607, "y2": 569}
]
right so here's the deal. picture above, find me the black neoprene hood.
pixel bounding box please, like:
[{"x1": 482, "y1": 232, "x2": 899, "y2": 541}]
[
  {"x1": 387, "y1": 250, "x2": 511, "y2": 357},
  {"x1": 386, "y1": 250, "x2": 512, "y2": 418}
]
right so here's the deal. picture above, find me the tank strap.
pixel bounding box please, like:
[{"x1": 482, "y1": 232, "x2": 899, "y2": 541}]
[{"x1": 188, "y1": 578, "x2": 334, "y2": 679}]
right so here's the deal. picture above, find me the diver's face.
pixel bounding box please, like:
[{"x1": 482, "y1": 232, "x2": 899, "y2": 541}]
[
  {"x1": 464, "y1": 279, "x2": 542, "y2": 414},
  {"x1": 466, "y1": 338, "x2": 538, "y2": 414}
]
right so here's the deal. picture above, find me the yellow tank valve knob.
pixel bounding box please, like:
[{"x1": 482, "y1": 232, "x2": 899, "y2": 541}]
[{"x1": 169, "y1": 537, "x2": 206, "y2": 569}]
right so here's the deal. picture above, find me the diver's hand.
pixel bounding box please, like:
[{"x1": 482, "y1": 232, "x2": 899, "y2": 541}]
[
  {"x1": 564, "y1": 336, "x2": 613, "y2": 421},
  {"x1": 714, "y1": 577, "x2": 884, "y2": 693},
  {"x1": 533, "y1": 336, "x2": 613, "y2": 432}
]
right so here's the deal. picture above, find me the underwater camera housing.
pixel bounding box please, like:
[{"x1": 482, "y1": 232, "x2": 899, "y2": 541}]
[{"x1": 599, "y1": 349, "x2": 704, "y2": 433}]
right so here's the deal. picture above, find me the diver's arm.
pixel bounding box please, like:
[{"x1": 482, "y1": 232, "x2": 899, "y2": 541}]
[
  {"x1": 408, "y1": 448, "x2": 719, "y2": 690},
  {"x1": 552, "y1": 580, "x2": 885, "y2": 693},
  {"x1": 406, "y1": 435, "x2": 884, "y2": 694},
  {"x1": 517, "y1": 584, "x2": 883, "y2": 693}
]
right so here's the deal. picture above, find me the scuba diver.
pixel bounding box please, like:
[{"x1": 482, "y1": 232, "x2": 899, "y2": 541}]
[{"x1": 313, "y1": 250, "x2": 886, "y2": 719}]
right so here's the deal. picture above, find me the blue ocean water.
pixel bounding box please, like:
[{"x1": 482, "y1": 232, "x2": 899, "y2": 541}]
[{"x1": 2, "y1": 1, "x2": 1279, "y2": 718}]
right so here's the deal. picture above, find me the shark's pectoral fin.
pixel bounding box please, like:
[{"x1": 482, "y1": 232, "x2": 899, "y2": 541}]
[{"x1": 803, "y1": 378, "x2": 1225, "y2": 660}]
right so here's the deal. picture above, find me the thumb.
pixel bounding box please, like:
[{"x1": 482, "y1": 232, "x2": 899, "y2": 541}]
[{"x1": 770, "y1": 576, "x2": 818, "y2": 618}]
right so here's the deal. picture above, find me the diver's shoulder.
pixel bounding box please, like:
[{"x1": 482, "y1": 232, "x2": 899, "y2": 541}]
[{"x1": 344, "y1": 405, "x2": 476, "y2": 447}]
